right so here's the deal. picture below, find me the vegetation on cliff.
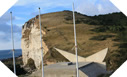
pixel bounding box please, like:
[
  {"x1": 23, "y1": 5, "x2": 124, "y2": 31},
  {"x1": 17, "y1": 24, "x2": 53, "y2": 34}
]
[
  {"x1": 2, "y1": 56, "x2": 27, "y2": 75},
  {"x1": 88, "y1": 12, "x2": 127, "y2": 70}
]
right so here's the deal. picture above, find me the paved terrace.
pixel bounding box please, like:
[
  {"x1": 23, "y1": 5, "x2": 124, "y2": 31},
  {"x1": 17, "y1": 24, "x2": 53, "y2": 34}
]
[{"x1": 30, "y1": 62, "x2": 106, "y2": 77}]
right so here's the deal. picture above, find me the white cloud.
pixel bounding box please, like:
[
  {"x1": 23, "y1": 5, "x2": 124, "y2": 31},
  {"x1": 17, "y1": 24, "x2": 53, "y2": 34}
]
[
  {"x1": 0, "y1": 12, "x2": 21, "y2": 50},
  {"x1": 0, "y1": 32, "x2": 21, "y2": 50},
  {"x1": 98, "y1": 4, "x2": 103, "y2": 13},
  {"x1": 75, "y1": 0, "x2": 120, "y2": 16},
  {"x1": 14, "y1": 0, "x2": 120, "y2": 16},
  {"x1": 75, "y1": 0, "x2": 98, "y2": 15}
]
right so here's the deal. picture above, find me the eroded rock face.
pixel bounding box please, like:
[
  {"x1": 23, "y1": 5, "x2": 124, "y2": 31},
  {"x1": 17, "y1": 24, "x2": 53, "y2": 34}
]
[{"x1": 21, "y1": 19, "x2": 49, "y2": 69}]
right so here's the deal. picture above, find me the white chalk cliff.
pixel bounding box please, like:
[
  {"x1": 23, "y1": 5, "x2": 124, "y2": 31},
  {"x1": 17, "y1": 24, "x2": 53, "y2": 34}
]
[{"x1": 21, "y1": 18, "x2": 49, "y2": 69}]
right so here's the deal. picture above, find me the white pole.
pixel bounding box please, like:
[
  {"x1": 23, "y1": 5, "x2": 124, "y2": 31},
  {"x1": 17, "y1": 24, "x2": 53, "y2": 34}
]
[
  {"x1": 39, "y1": 7, "x2": 44, "y2": 77},
  {"x1": 10, "y1": 12, "x2": 16, "y2": 74},
  {"x1": 72, "y1": 3, "x2": 79, "y2": 77}
]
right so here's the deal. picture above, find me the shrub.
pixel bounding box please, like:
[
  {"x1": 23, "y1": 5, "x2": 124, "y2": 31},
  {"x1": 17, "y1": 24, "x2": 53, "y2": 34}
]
[
  {"x1": 64, "y1": 16, "x2": 73, "y2": 21},
  {"x1": 26, "y1": 58, "x2": 36, "y2": 70},
  {"x1": 90, "y1": 35, "x2": 114, "y2": 41}
]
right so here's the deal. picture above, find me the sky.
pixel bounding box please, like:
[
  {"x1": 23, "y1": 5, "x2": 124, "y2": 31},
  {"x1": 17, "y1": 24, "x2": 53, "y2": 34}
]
[{"x1": 0, "y1": 0, "x2": 120, "y2": 50}]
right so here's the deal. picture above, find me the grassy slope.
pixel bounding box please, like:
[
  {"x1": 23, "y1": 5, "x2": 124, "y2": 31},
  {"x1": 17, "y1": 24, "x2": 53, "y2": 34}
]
[
  {"x1": 27, "y1": 11, "x2": 118, "y2": 70},
  {"x1": 24, "y1": 11, "x2": 126, "y2": 71}
]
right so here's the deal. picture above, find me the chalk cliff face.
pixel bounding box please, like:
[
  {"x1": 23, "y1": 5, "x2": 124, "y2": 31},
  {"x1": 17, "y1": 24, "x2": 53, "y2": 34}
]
[{"x1": 21, "y1": 18, "x2": 49, "y2": 69}]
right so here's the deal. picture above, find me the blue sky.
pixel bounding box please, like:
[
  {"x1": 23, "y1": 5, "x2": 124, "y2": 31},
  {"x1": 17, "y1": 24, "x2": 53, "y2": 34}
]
[{"x1": 0, "y1": 0, "x2": 120, "y2": 50}]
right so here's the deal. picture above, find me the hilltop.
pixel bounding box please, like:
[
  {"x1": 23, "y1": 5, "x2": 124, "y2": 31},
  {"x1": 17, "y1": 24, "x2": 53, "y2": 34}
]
[{"x1": 21, "y1": 10, "x2": 127, "y2": 73}]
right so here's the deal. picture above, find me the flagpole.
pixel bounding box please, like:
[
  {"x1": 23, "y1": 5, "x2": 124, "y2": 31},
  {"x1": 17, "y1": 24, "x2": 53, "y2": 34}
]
[
  {"x1": 72, "y1": 3, "x2": 79, "y2": 77},
  {"x1": 10, "y1": 12, "x2": 16, "y2": 74},
  {"x1": 38, "y1": 7, "x2": 44, "y2": 77}
]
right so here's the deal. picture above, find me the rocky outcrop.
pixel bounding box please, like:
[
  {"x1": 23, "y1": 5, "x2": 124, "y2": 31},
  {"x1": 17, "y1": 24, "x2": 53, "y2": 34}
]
[{"x1": 21, "y1": 18, "x2": 49, "y2": 69}]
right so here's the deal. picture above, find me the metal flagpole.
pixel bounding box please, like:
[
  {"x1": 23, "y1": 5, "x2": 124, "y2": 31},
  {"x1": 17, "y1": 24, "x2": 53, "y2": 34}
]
[
  {"x1": 10, "y1": 12, "x2": 16, "y2": 74},
  {"x1": 38, "y1": 7, "x2": 44, "y2": 77},
  {"x1": 72, "y1": 3, "x2": 79, "y2": 77}
]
